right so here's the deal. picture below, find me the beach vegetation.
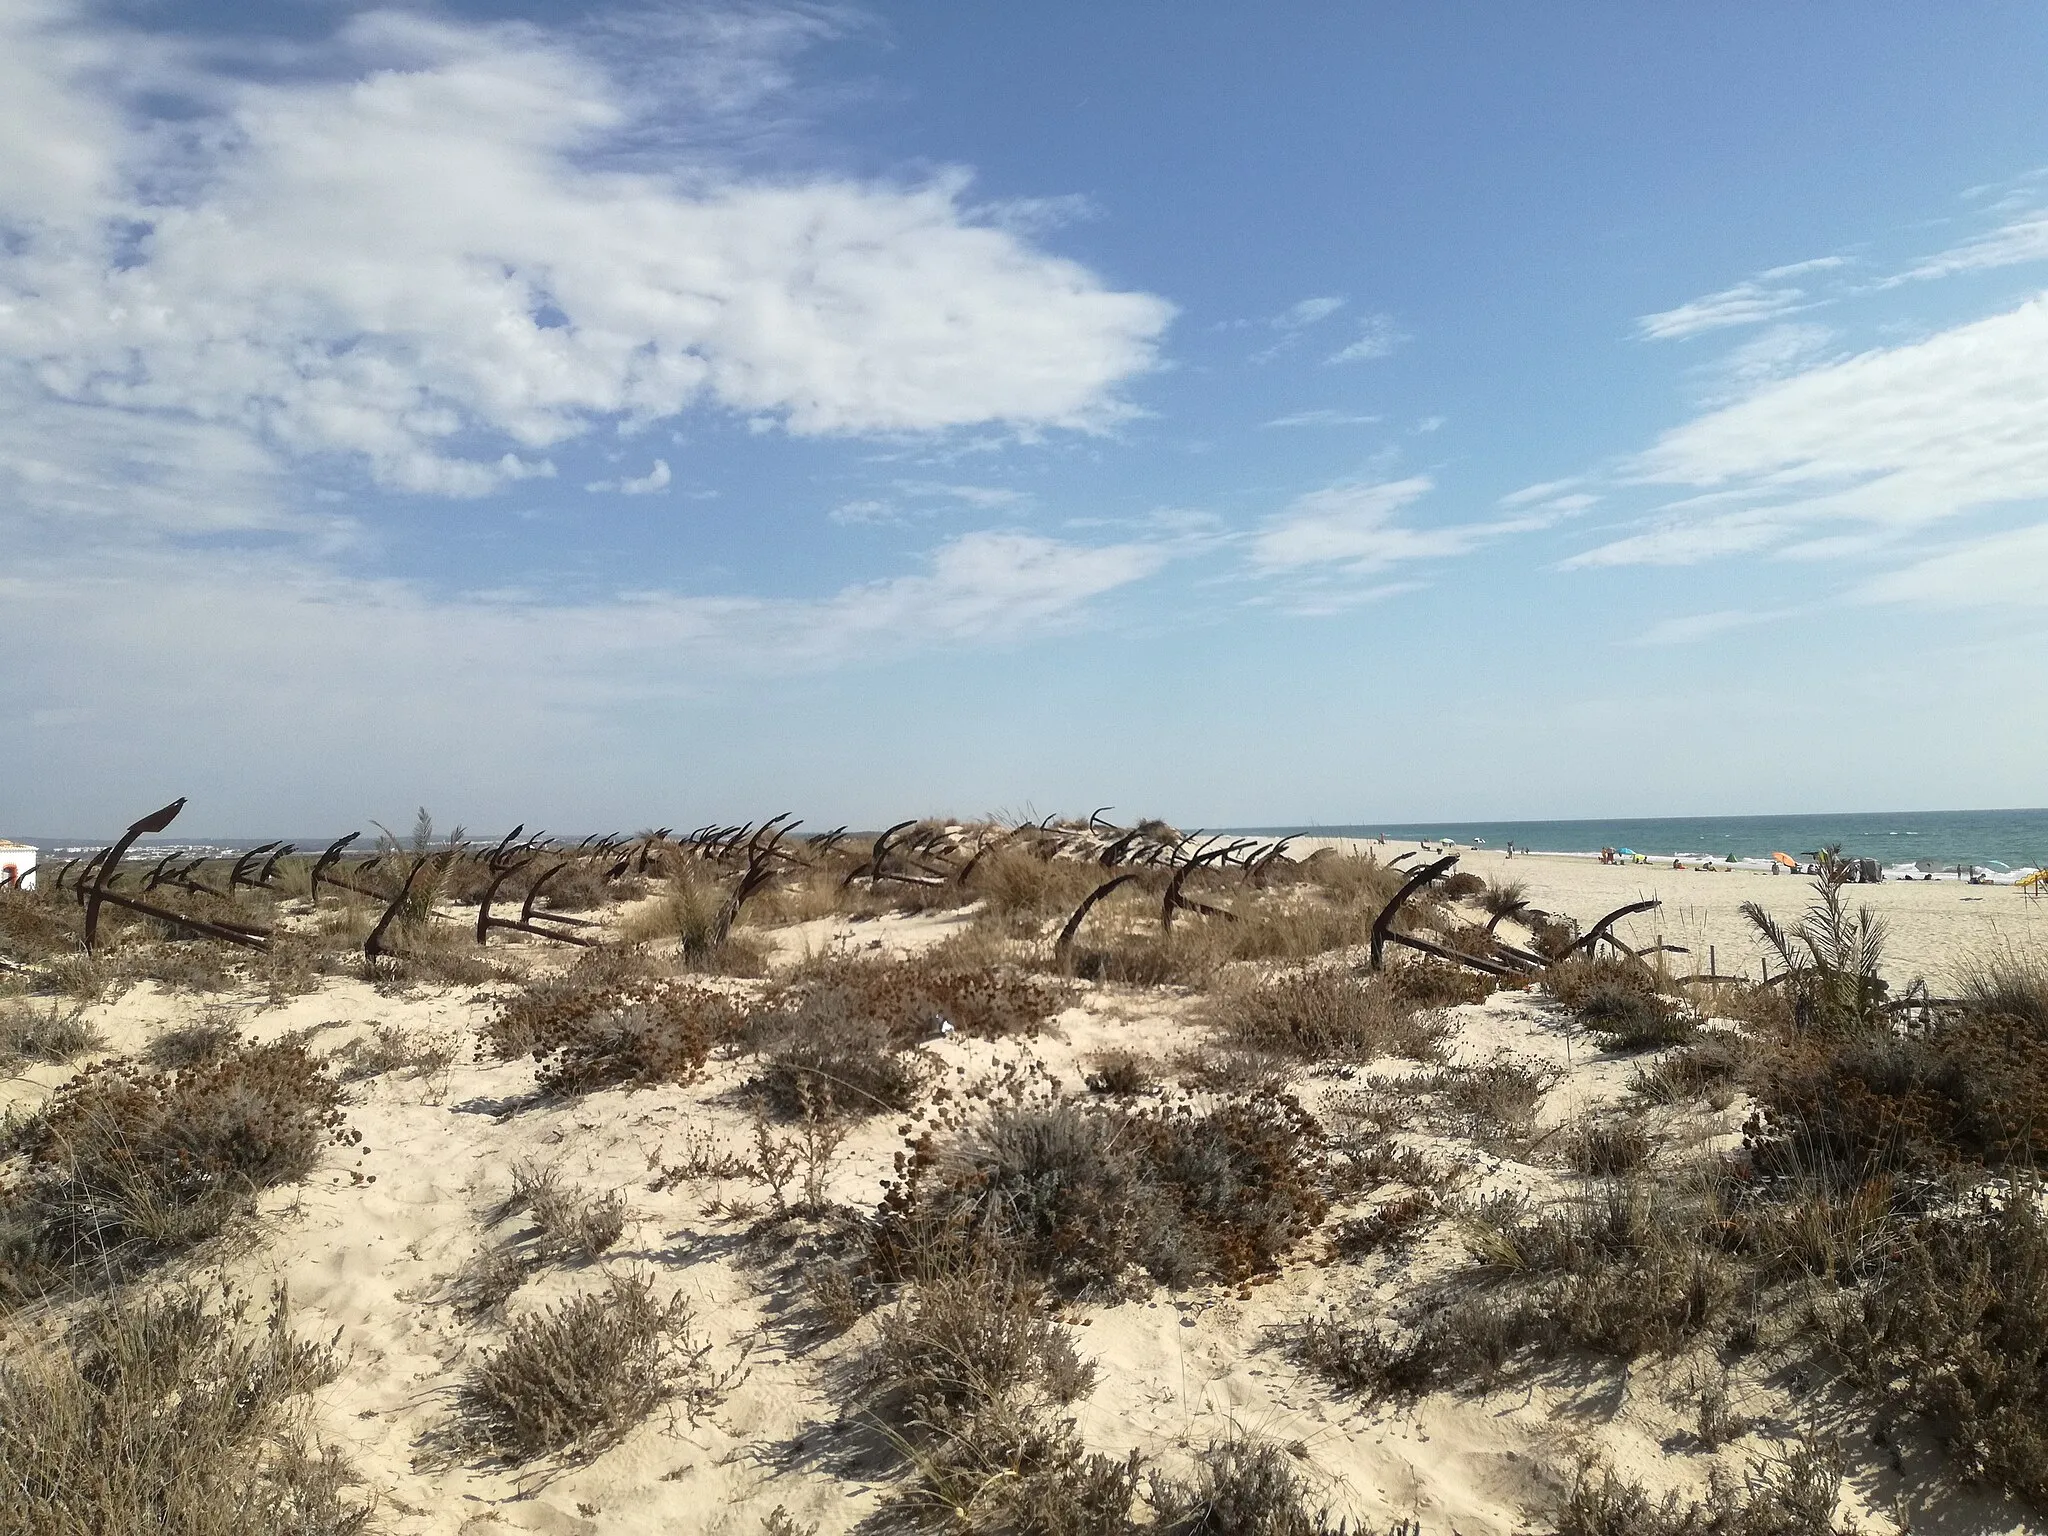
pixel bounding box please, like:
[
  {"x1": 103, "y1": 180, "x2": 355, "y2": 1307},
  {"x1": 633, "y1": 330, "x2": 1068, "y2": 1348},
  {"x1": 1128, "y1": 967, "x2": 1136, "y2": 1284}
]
[
  {"x1": 0, "y1": 1037, "x2": 352, "y2": 1303},
  {"x1": 0, "y1": 1282, "x2": 372, "y2": 1536},
  {"x1": 452, "y1": 1272, "x2": 729, "y2": 1464}
]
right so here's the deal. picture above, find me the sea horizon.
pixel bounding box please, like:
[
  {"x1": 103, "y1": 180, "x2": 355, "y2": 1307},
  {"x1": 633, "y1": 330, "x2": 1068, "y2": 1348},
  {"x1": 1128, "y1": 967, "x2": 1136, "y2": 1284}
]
[{"x1": 1232, "y1": 806, "x2": 2048, "y2": 876}]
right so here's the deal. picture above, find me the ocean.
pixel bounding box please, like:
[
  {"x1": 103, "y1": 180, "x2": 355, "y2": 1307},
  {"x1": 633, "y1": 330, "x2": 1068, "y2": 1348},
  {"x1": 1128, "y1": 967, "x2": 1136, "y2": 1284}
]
[{"x1": 1234, "y1": 808, "x2": 2048, "y2": 880}]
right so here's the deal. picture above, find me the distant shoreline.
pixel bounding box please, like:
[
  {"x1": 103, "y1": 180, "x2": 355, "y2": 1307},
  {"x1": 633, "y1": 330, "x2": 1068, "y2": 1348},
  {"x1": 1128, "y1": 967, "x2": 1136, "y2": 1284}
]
[{"x1": 1230, "y1": 807, "x2": 2048, "y2": 878}]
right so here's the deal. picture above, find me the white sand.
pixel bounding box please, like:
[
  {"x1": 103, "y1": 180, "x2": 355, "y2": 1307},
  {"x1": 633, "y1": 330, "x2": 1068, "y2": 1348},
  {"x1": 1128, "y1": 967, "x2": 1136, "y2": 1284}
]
[
  {"x1": 1298, "y1": 836, "x2": 2048, "y2": 989},
  {"x1": 6, "y1": 880, "x2": 2042, "y2": 1534}
]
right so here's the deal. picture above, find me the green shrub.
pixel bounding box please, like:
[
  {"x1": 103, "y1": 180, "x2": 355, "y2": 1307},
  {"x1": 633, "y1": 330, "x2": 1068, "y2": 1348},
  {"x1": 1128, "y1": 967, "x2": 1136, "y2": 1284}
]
[{"x1": 1828, "y1": 1185, "x2": 2048, "y2": 1508}]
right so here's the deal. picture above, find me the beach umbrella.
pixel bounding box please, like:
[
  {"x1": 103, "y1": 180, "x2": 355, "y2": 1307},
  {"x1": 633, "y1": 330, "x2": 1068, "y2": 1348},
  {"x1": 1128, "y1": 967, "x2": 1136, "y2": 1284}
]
[
  {"x1": 1771, "y1": 851, "x2": 1798, "y2": 869},
  {"x1": 1616, "y1": 847, "x2": 1636, "y2": 858}
]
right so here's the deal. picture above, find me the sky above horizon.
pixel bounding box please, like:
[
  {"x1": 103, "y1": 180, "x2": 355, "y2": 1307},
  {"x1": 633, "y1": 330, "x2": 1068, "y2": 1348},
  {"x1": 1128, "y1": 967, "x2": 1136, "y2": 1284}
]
[{"x1": 8, "y1": 1, "x2": 2048, "y2": 837}]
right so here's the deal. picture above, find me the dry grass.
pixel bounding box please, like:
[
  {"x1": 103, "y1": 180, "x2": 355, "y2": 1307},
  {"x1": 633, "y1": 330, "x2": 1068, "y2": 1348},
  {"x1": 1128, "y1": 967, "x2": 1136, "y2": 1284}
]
[
  {"x1": 0, "y1": 998, "x2": 104, "y2": 1070},
  {"x1": 1, "y1": 1038, "x2": 352, "y2": 1303},
  {"x1": 480, "y1": 948, "x2": 743, "y2": 1096},
  {"x1": 1548, "y1": 955, "x2": 1696, "y2": 1051},
  {"x1": 1952, "y1": 944, "x2": 2048, "y2": 1032},
  {"x1": 500, "y1": 1162, "x2": 628, "y2": 1263},
  {"x1": 328, "y1": 1022, "x2": 458, "y2": 1084},
  {"x1": 874, "y1": 1092, "x2": 1330, "y2": 1295},
  {"x1": 453, "y1": 1272, "x2": 729, "y2": 1465},
  {"x1": 1200, "y1": 966, "x2": 1451, "y2": 1065},
  {"x1": 0, "y1": 1282, "x2": 372, "y2": 1536},
  {"x1": 1547, "y1": 1443, "x2": 1849, "y2": 1536}
]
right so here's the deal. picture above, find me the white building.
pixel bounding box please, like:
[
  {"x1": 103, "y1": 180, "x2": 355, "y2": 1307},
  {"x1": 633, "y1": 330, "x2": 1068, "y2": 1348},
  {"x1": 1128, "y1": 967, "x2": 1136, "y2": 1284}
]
[{"x1": 0, "y1": 840, "x2": 37, "y2": 891}]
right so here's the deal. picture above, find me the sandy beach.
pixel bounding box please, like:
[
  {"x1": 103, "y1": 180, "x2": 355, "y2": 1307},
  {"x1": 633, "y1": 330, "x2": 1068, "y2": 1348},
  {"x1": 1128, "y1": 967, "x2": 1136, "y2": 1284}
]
[
  {"x1": 1298, "y1": 836, "x2": 2048, "y2": 991},
  {"x1": 4, "y1": 832, "x2": 2043, "y2": 1536}
]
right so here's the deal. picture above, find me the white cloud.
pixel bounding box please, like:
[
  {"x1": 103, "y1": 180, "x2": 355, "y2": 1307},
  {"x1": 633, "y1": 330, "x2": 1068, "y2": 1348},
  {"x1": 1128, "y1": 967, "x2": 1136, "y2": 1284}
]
[
  {"x1": 1260, "y1": 409, "x2": 1380, "y2": 429},
  {"x1": 1693, "y1": 323, "x2": 1835, "y2": 403},
  {"x1": 1637, "y1": 281, "x2": 1811, "y2": 340},
  {"x1": 1275, "y1": 296, "x2": 1345, "y2": 330},
  {"x1": 1631, "y1": 608, "x2": 1780, "y2": 646},
  {"x1": 895, "y1": 481, "x2": 1031, "y2": 509},
  {"x1": 827, "y1": 479, "x2": 1030, "y2": 525},
  {"x1": 0, "y1": 2, "x2": 1173, "y2": 508},
  {"x1": 1573, "y1": 292, "x2": 2048, "y2": 570},
  {"x1": 1, "y1": 529, "x2": 1169, "y2": 719},
  {"x1": 1893, "y1": 213, "x2": 2048, "y2": 284},
  {"x1": 1325, "y1": 314, "x2": 1405, "y2": 364},
  {"x1": 1250, "y1": 477, "x2": 1436, "y2": 572},
  {"x1": 1248, "y1": 475, "x2": 1563, "y2": 583},
  {"x1": 587, "y1": 458, "x2": 670, "y2": 494},
  {"x1": 0, "y1": 523, "x2": 1173, "y2": 819},
  {"x1": 829, "y1": 497, "x2": 897, "y2": 525},
  {"x1": 1854, "y1": 521, "x2": 2048, "y2": 608},
  {"x1": 1759, "y1": 257, "x2": 1847, "y2": 280}
]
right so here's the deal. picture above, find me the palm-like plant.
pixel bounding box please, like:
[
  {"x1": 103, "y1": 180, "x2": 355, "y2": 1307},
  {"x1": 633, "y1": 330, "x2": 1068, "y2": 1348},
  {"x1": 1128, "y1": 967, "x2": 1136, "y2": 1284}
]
[{"x1": 1741, "y1": 847, "x2": 1892, "y2": 1034}]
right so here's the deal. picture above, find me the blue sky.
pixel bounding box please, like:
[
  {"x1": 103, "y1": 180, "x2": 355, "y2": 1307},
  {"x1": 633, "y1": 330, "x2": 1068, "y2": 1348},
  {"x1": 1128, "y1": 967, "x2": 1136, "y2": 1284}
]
[{"x1": 8, "y1": 2, "x2": 2048, "y2": 835}]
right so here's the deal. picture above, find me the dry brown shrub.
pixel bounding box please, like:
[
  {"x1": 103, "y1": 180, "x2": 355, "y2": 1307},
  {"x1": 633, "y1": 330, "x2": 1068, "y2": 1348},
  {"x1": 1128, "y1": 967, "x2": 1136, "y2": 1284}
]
[
  {"x1": 453, "y1": 1273, "x2": 728, "y2": 1464},
  {"x1": 1384, "y1": 958, "x2": 1497, "y2": 1008},
  {"x1": 1204, "y1": 967, "x2": 1451, "y2": 1064},
  {"x1": 481, "y1": 948, "x2": 742, "y2": 1096},
  {"x1": 1561, "y1": 1115, "x2": 1655, "y2": 1176},
  {"x1": 1, "y1": 1039, "x2": 351, "y2": 1301},
  {"x1": 1745, "y1": 1011, "x2": 2048, "y2": 1177},
  {"x1": 1085, "y1": 1049, "x2": 1153, "y2": 1096},
  {"x1": 1548, "y1": 955, "x2": 1695, "y2": 1050},
  {"x1": 780, "y1": 950, "x2": 1072, "y2": 1040},
  {"x1": 0, "y1": 1282, "x2": 371, "y2": 1536},
  {"x1": 1547, "y1": 1445, "x2": 1849, "y2": 1536},
  {"x1": 0, "y1": 999, "x2": 103, "y2": 1069},
  {"x1": 1628, "y1": 1031, "x2": 1745, "y2": 1108},
  {"x1": 143, "y1": 1008, "x2": 241, "y2": 1069},
  {"x1": 875, "y1": 1093, "x2": 1330, "y2": 1294}
]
